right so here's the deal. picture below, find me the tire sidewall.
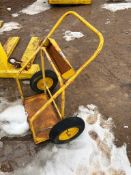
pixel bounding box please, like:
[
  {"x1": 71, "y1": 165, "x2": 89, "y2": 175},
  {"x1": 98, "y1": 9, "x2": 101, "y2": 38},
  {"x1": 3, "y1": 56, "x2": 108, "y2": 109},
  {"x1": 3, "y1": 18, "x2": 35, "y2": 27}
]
[
  {"x1": 30, "y1": 70, "x2": 58, "y2": 94},
  {"x1": 49, "y1": 117, "x2": 85, "y2": 144}
]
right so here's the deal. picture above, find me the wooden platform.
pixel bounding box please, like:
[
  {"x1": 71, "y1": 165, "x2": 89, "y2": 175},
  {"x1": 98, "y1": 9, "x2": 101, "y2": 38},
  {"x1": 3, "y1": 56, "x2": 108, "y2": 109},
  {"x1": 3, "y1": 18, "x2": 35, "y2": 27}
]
[{"x1": 24, "y1": 94, "x2": 60, "y2": 144}]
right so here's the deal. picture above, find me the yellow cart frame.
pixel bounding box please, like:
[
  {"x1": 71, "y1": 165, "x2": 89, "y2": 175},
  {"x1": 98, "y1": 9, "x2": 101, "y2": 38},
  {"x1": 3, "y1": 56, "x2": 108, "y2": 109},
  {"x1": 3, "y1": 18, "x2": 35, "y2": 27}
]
[{"x1": 16, "y1": 11, "x2": 104, "y2": 144}]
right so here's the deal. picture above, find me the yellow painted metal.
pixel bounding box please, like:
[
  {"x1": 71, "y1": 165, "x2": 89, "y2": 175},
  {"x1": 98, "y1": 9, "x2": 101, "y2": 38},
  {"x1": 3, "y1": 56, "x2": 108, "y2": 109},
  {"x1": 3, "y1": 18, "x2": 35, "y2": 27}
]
[
  {"x1": 21, "y1": 37, "x2": 40, "y2": 69},
  {"x1": 48, "y1": 38, "x2": 75, "y2": 79},
  {"x1": 21, "y1": 37, "x2": 40, "y2": 63},
  {"x1": 59, "y1": 128, "x2": 79, "y2": 141},
  {"x1": 62, "y1": 69, "x2": 76, "y2": 80},
  {"x1": 0, "y1": 43, "x2": 9, "y2": 69},
  {"x1": 3, "y1": 37, "x2": 20, "y2": 58},
  {"x1": 16, "y1": 78, "x2": 24, "y2": 101},
  {"x1": 49, "y1": 38, "x2": 61, "y2": 52},
  {"x1": 43, "y1": 47, "x2": 65, "y2": 119},
  {"x1": 0, "y1": 37, "x2": 40, "y2": 80},
  {"x1": 30, "y1": 11, "x2": 104, "y2": 128},
  {"x1": 40, "y1": 49, "x2": 47, "y2": 94},
  {"x1": 0, "y1": 65, "x2": 39, "y2": 79},
  {"x1": 12, "y1": 11, "x2": 104, "y2": 144},
  {"x1": 18, "y1": 44, "x2": 41, "y2": 76},
  {"x1": 0, "y1": 20, "x2": 3, "y2": 28},
  {"x1": 37, "y1": 78, "x2": 53, "y2": 90},
  {"x1": 46, "y1": 84, "x2": 62, "y2": 120},
  {"x1": 40, "y1": 48, "x2": 63, "y2": 120},
  {"x1": 48, "y1": 0, "x2": 92, "y2": 4}
]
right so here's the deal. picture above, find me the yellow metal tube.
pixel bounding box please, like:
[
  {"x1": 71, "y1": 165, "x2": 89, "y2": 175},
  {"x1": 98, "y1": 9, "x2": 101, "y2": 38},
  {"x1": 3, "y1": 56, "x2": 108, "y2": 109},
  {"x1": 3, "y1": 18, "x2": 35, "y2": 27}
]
[
  {"x1": 48, "y1": 0, "x2": 92, "y2": 4},
  {"x1": 42, "y1": 11, "x2": 103, "y2": 47},
  {"x1": 46, "y1": 85, "x2": 62, "y2": 119},
  {"x1": 40, "y1": 49, "x2": 46, "y2": 94},
  {"x1": 43, "y1": 47, "x2": 65, "y2": 119},
  {"x1": 40, "y1": 48, "x2": 62, "y2": 118},
  {"x1": 16, "y1": 78, "x2": 24, "y2": 101}
]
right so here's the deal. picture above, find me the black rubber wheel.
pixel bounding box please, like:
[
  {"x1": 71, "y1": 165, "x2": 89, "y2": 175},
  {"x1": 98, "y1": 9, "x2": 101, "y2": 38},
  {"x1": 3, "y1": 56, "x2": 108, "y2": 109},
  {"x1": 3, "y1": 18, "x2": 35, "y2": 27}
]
[
  {"x1": 30, "y1": 70, "x2": 58, "y2": 94},
  {"x1": 49, "y1": 117, "x2": 85, "y2": 144}
]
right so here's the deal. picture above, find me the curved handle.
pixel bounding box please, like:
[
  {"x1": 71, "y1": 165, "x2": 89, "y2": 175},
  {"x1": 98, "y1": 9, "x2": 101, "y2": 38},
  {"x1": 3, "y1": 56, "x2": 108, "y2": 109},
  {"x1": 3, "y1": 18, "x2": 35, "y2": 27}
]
[
  {"x1": 43, "y1": 11, "x2": 104, "y2": 49},
  {"x1": 43, "y1": 10, "x2": 104, "y2": 82}
]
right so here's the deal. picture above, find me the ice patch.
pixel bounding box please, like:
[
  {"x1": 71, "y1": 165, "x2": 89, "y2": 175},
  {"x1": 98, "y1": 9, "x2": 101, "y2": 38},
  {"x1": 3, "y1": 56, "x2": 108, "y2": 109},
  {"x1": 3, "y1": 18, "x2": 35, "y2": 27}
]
[
  {"x1": 124, "y1": 125, "x2": 129, "y2": 129},
  {"x1": 63, "y1": 30, "x2": 84, "y2": 41},
  {"x1": 0, "y1": 100, "x2": 29, "y2": 138},
  {"x1": 105, "y1": 19, "x2": 110, "y2": 24},
  {"x1": 102, "y1": 2, "x2": 131, "y2": 12},
  {"x1": 9, "y1": 105, "x2": 131, "y2": 175},
  {"x1": 22, "y1": 80, "x2": 30, "y2": 85},
  {"x1": 12, "y1": 13, "x2": 19, "y2": 18},
  {"x1": 7, "y1": 7, "x2": 11, "y2": 11},
  {"x1": 21, "y1": 0, "x2": 51, "y2": 15},
  {"x1": 0, "y1": 22, "x2": 21, "y2": 35}
]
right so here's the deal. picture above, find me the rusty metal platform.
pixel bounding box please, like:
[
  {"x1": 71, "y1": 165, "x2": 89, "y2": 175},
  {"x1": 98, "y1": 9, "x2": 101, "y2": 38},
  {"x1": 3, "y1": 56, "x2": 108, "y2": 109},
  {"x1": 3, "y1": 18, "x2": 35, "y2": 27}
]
[
  {"x1": 46, "y1": 38, "x2": 75, "y2": 80},
  {"x1": 24, "y1": 94, "x2": 60, "y2": 144}
]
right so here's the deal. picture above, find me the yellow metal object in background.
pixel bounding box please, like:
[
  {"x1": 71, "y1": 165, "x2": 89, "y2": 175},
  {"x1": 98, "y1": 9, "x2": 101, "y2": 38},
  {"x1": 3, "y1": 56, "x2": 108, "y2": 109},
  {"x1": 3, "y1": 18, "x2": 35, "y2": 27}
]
[
  {"x1": 3, "y1": 37, "x2": 20, "y2": 58},
  {"x1": 0, "y1": 43, "x2": 9, "y2": 69},
  {"x1": 21, "y1": 37, "x2": 40, "y2": 69},
  {"x1": 0, "y1": 65, "x2": 40, "y2": 79},
  {"x1": 59, "y1": 128, "x2": 79, "y2": 141},
  {"x1": 48, "y1": 0, "x2": 92, "y2": 4},
  {"x1": 0, "y1": 37, "x2": 40, "y2": 79}
]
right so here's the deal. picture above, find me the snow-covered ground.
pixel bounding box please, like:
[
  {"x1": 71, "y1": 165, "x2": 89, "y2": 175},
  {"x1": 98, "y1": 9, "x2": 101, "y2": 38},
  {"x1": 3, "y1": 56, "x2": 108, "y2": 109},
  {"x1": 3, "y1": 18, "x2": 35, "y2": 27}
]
[
  {"x1": 12, "y1": 0, "x2": 51, "y2": 17},
  {"x1": 21, "y1": 0, "x2": 50, "y2": 15},
  {"x1": 0, "y1": 22, "x2": 21, "y2": 35},
  {"x1": 0, "y1": 99, "x2": 29, "y2": 139},
  {"x1": 102, "y1": 2, "x2": 131, "y2": 12},
  {"x1": 0, "y1": 99, "x2": 131, "y2": 175}
]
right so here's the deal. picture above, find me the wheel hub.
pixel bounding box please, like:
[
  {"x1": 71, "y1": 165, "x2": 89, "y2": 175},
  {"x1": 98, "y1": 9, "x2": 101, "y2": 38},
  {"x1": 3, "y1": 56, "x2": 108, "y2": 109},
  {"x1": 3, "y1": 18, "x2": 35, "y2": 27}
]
[{"x1": 59, "y1": 127, "x2": 79, "y2": 141}]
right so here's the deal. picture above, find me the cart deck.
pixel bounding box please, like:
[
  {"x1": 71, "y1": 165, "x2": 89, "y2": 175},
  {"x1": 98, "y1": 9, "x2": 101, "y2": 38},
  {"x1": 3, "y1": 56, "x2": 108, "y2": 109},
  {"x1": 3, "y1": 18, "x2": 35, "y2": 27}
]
[{"x1": 24, "y1": 94, "x2": 60, "y2": 144}]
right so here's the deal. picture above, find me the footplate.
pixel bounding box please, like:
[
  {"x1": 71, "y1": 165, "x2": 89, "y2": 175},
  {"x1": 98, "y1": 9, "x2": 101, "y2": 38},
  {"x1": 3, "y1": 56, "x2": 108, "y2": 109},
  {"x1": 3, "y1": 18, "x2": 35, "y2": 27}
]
[{"x1": 24, "y1": 94, "x2": 60, "y2": 144}]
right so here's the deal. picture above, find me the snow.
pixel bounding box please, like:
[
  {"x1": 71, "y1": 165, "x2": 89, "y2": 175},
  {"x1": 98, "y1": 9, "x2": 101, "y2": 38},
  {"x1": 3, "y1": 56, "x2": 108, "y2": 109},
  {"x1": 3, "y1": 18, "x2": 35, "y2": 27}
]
[
  {"x1": 0, "y1": 98, "x2": 130, "y2": 174},
  {"x1": 3, "y1": 104, "x2": 130, "y2": 175},
  {"x1": 0, "y1": 141, "x2": 3, "y2": 148},
  {"x1": 12, "y1": 13, "x2": 19, "y2": 18},
  {"x1": 0, "y1": 22, "x2": 21, "y2": 35},
  {"x1": 7, "y1": 8, "x2": 11, "y2": 11},
  {"x1": 11, "y1": 0, "x2": 50, "y2": 17},
  {"x1": 102, "y1": 2, "x2": 131, "y2": 12},
  {"x1": 105, "y1": 19, "x2": 110, "y2": 24},
  {"x1": 22, "y1": 80, "x2": 30, "y2": 85},
  {"x1": 21, "y1": 0, "x2": 51, "y2": 15},
  {"x1": 0, "y1": 100, "x2": 29, "y2": 138},
  {"x1": 124, "y1": 125, "x2": 129, "y2": 129},
  {"x1": 63, "y1": 30, "x2": 84, "y2": 41}
]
